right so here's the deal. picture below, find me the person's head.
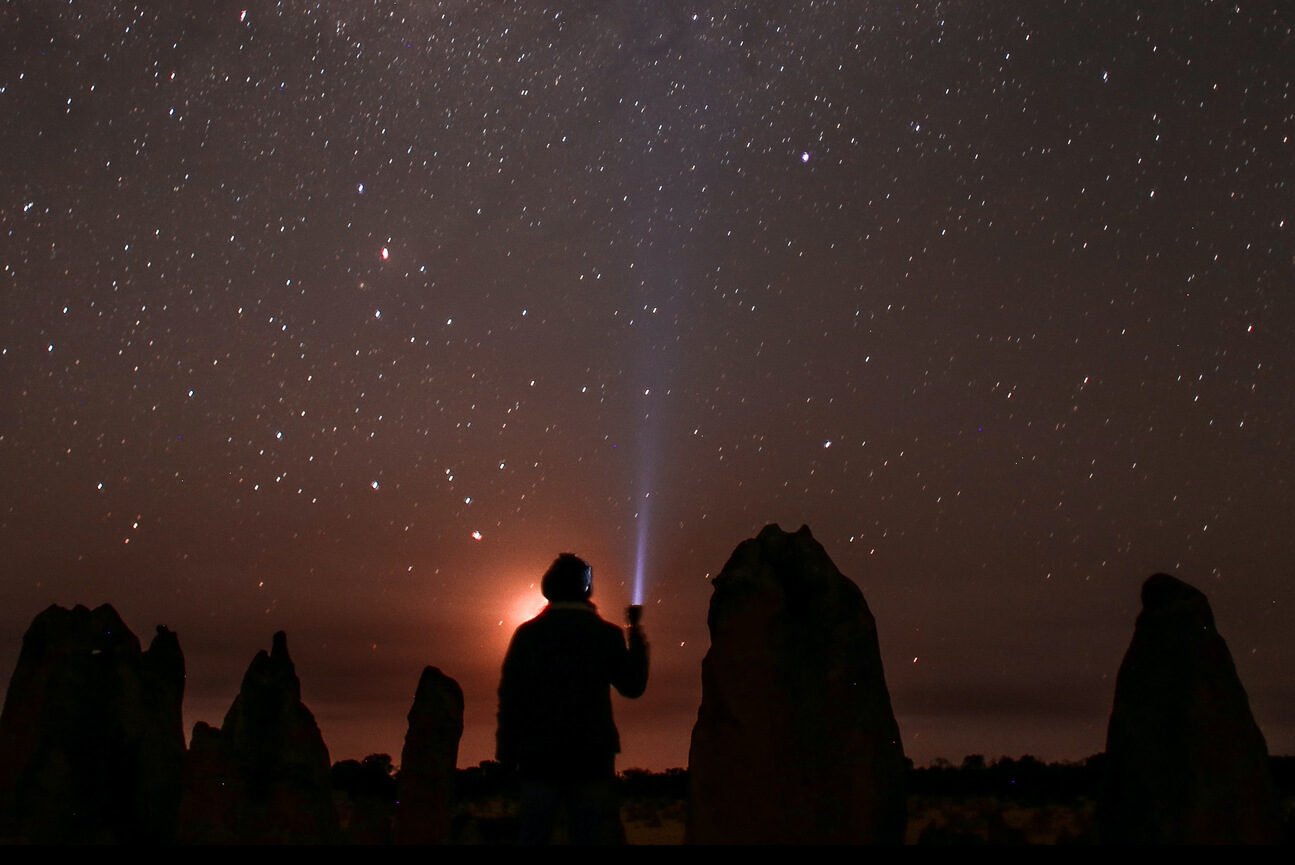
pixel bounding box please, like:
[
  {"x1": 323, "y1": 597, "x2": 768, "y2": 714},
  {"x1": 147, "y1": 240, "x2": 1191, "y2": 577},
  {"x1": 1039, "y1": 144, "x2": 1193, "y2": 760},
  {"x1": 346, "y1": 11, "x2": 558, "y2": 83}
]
[{"x1": 541, "y1": 553, "x2": 593, "y2": 602}]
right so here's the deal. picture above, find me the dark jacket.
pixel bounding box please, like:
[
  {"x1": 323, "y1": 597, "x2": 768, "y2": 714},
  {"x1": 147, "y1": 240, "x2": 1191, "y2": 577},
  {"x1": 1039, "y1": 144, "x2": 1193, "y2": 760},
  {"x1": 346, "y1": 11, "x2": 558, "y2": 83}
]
[{"x1": 497, "y1": 601, "x2": 648, "y2": 779}]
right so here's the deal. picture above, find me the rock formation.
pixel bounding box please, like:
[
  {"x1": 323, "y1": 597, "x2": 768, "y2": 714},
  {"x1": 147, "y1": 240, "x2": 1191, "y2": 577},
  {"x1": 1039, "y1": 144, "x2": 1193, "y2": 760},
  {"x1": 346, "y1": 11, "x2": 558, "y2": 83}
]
[
  {"x1": 0, "y1": 603, "x2": 185, "y2": 843},
  {"x1": 687, "y1": 524, "x2": 907, "y2": 844},
  {"x1": 332, "y1": 753, "x2": 397, "y2": 844},
  {"x1": 1100, "y1": 572, "x2": 1282, "y2": 844},
  {"x1": 177, "y1": 631, "x2": 339, "y2": 844},
  {"x1": 395, "y1": 666, "x2": 464, "y2": 844}
]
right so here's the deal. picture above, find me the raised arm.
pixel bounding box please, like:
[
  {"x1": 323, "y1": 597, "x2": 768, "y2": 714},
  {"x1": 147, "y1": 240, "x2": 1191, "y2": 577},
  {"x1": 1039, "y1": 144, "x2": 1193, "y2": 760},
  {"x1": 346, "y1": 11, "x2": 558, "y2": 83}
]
[{"x1": 612, "y1": 611, "x2": 649, "y2": 698}]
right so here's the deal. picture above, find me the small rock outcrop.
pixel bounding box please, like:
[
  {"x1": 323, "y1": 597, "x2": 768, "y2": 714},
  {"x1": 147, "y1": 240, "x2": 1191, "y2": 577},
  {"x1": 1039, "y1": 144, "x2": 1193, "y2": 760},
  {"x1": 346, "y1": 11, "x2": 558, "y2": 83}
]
[
  {"x1": 0, "y1": 604, "x2": 185, "y2": 843},
  {"x1": 1100, "y1": 573, "x2": 1282, "y2": 844},
  {"x1": 395, "y1": 666, "x2": 464, "y2": 844},
  {"x1": 177, "y1": 631, "x2": 339, "y2": 844},
  {"x1": 687, "y1": 524, "x2": 907, "y2": 844}
]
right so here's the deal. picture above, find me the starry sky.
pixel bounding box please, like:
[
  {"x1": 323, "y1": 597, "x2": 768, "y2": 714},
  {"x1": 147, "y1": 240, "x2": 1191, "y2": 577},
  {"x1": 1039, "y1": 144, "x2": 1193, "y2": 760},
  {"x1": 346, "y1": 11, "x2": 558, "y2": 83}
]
[{"x1": 2, "y1": 0, "x2": 1292, "y2": 770}]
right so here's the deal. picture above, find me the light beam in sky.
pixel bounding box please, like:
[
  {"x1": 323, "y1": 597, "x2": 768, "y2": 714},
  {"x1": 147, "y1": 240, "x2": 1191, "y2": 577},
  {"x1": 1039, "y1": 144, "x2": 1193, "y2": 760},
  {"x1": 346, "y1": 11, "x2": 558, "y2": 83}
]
[
  {"x1": 633, "y1": 487, "x2": 652, "y2": 607},
  {"x1": 631, "y1": 345, "x2": 665, "y2": 608},
  {"x1": 631, "y1": 378, "x2": 657, "y2": 606}
]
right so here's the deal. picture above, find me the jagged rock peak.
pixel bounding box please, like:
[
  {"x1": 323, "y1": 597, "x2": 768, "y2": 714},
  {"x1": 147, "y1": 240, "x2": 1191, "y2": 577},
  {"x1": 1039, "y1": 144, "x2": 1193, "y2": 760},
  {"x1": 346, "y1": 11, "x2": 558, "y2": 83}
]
[
  {"x1": 1139, "y1": 571, "x2": 1215, "y2": 628},
  {"x1": 270, "y1": 629, "x2": 289, "y2": 662},
  {"x1": 707, "y1": 523, "x2": 864, "y2": 629},
  {"x1": 178, "y1": 630, "x2": 337, "y2": 844},
  {"x1": 26, "y1": 602, "x2": 141, "y2": 656},
  {"x1": 410, "y1": 666, "x2": 465, "y2": 720},
  {"x1": 235, "y1": 630, "x2": 302, "y2": 707},
  {"x1": 0, "y1": 604, "x2": 185, "y2": 843}
]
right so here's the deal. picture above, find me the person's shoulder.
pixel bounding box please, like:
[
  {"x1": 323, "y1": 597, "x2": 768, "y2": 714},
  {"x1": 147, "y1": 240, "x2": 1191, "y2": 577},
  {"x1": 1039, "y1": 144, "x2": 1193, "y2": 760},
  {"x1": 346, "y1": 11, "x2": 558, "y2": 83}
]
[
  {"x1": 508, "y1": 610, "x2": 549, "y2": 642},
  {"x1": 575, "y1": 603, "x2": 617, "y2": 627},
  {"x1": 545, "y1": 603, "x2": 618, "y2": 629},
  {"x1": 593, "y1": 612, "x2": 627, "y2": 643}
]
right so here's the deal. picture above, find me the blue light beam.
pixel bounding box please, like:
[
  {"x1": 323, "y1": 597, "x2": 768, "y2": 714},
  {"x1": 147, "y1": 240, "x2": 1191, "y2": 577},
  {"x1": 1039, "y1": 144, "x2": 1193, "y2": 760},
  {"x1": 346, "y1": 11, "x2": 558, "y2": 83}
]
[
  {"x1": 633, "y1": 484, "x2": 653, "y2": 607},
  {"x1": 630, "y1": 349, "x2": 665, "y2": 607}
]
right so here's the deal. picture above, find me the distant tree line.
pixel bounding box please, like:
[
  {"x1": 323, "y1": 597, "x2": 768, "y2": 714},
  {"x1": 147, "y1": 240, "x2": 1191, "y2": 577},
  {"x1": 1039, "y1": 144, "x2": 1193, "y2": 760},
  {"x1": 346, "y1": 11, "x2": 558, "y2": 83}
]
[{"x1": 332, "y1": 754, "x2": 1295, "y2": 810}]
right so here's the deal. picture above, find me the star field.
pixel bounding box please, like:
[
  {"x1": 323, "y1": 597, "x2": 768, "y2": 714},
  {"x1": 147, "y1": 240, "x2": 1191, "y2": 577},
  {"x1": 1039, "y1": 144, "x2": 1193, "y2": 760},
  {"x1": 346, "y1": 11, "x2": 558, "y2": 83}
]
[{"x1": 1, "y1": 1, "x2": 1292, "y2": 768}]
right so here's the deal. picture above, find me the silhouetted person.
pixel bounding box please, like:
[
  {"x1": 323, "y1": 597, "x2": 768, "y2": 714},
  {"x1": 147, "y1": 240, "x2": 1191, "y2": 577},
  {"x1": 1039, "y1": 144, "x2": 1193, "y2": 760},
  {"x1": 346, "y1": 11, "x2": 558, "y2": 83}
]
[{"x1": 497, "y1": 553, "x2": 649, "y2": 844}]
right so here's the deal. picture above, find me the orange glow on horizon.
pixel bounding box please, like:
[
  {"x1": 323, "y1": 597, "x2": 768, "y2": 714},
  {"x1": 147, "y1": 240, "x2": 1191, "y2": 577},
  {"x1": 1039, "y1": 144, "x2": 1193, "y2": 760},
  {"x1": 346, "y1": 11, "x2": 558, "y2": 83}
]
[{"x1": 503, "y1": 587, "x2": 547, "y2": 630}]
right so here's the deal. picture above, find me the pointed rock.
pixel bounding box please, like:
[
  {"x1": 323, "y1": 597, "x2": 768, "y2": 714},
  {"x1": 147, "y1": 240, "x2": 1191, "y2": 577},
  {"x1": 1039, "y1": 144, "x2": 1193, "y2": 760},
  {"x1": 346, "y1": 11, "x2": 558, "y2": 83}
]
[
  {"x1": 687, "y1": 524, "x2": 907, "y2": 844},
  {"x1": 396, "y1": 666, "x2": 464, "y2": 844},
  {"x1": 0, "y1": 604, "x2": 185, "y2": 843},
  {"x1": 1100, "y1": 573, "x2": 1282, "y2": 844},
  {"x1": 177, "y1": 631, "x2": 339, "y2": 844},
  {"x1": 178, "y1": 721, "x2": 240, "y2": 843}
]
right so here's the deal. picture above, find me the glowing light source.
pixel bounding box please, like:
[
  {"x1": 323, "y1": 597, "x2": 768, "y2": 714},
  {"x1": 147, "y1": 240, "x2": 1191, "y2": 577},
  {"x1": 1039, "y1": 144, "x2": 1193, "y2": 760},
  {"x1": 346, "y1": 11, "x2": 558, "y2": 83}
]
[{"x1": 506, "y1": 588, "x2": 546, "y2": 628}]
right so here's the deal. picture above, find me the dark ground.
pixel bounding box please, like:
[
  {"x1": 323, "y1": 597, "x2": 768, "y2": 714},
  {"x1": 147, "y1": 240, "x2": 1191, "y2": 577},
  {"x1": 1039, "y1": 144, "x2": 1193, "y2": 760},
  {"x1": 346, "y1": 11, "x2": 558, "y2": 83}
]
[{"x1": 328, "y1": 754, "x2": 1295, "y2": 845}]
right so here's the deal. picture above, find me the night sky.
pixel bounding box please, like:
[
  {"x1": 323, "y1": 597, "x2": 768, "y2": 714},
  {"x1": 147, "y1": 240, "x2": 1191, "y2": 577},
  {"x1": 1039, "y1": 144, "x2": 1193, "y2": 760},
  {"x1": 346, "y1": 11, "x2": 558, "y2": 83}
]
[{"x1": 2, "y1": 1, "x2": 1292, "y2": 771}]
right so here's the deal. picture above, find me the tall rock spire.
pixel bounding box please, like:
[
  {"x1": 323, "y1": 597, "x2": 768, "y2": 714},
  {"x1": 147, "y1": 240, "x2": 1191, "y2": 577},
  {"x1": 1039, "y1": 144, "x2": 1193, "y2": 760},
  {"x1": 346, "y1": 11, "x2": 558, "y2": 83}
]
[
  {"x1": 178, "y1": 631, "x2": 339, "y2": 844},
  {"x1": 687, "y1": 524, "x2": 907, "y2": 844},
  {"x1": 1100, "y1": 572, "x2": 1281, "y2": 844},
  {"x1": 396, "y1": 665, "x2": 464, "y2": 844}
]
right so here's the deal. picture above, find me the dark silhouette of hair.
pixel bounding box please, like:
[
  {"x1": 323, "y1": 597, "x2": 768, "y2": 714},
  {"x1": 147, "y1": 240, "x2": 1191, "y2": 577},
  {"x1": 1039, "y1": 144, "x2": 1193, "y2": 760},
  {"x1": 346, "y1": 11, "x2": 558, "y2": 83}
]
[{"x1": 540, "y1": 553, "x2": 592, "y2": 602}]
